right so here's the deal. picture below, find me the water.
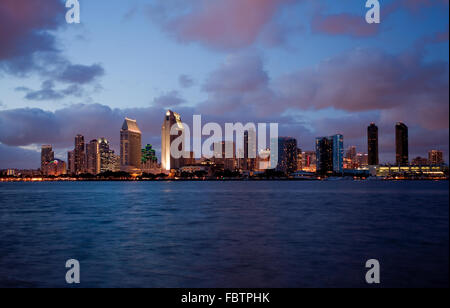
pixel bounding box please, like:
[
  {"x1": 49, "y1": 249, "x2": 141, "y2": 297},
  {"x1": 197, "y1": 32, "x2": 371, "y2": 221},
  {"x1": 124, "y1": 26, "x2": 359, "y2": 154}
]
[{"x1": 0, "y1": 181, "x2": 448, "y2": 288}]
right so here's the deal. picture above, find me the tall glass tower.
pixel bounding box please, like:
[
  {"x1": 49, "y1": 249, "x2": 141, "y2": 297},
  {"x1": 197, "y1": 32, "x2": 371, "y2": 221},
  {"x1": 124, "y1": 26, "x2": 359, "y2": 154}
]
[
  {"x1": 395, "y1": 122, "x2": 409, "y2": 166},
  {"x1": 161, "y1": 110, "x2": 184, "y2": 171},
  {"x1": 120, "y1": 118, "x2": 142, "y2": 172}
]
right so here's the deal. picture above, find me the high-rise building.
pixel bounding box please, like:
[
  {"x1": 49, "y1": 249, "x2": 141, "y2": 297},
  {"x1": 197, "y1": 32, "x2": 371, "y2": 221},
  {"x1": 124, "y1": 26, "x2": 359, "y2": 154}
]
[
  {"x1": 214, "y1": 141, "x2": 236, "y2": 171},
  {"x1": 272, "y1": 137, "x2": 298, "y2": 174},
  {"x1": 98, "y1": 138, "x2": 120, "y2": 173},
  {"x1": 120, "y1": 118, "x2": 142, "y2": 172},
  {"x1": 331, "y1": 134, "x2": 344, "y2": 173},
  {"x1": 428, "y1": 150, "x2": 444, "y2": 165},
  {"x1": 243, "y1": 129, "x2": 257, "y2": 171},
  {"x1": 302, "y1": 151, "x2": 317, "y2": 173},
  {"x1": 316, "y1": 137, "x2": 333, "y2": 175},
  {"x1": 41, "y1": 145, "x2": 54, "y2": 170},
  {"x1": 297, "y1": 148, "x2": 303, "y2": 172},
  {"x1": 67, "y1": 150, "x2": 75, "y2": 175},
  {"x1": 345, "y1": 146, "x2": 357, "y2": 161},
  {"x1": 396, "y1": 122, "x2": 409, "y2": 165},
  {"x1": 86, "y1": 139, "x2": 100, "y2": 175},
  {"x1": 74, "y1": 135, "x2": 86, "y2": 174},
  {"x1": 368, "y1": 123, "x2": 379, "y2": 165},
  {"x1": 161, "y1": 110, "x2": 184, "y2": 171}
]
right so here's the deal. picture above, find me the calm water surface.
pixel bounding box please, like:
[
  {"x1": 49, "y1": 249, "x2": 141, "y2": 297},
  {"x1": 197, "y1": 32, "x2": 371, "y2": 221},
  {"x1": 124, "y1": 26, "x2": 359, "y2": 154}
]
[{"x1": 0, "y1": 181, "x2": 448, "y2": 288}]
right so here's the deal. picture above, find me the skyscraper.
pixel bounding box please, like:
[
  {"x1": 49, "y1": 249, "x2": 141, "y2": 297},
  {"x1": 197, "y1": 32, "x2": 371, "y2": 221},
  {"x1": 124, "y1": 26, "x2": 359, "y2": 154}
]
[
  {"x1": 316, "y1": 137, "x2": 333, "y2": 175},
  {"x1": 74, "y1": 135, "x2": 86, "y2": 174},
  {"x1": 214, "y1": 141, "x2": 237, "y2": 171},
  {"x1": 331, "y1": 134, "x2": 344, "y2": 173},
  {"x1": 272, "y1": 137, "x2": 298, "y2": 174},
  {"x1": 86, "y1": 139, "x2": 100, "y2": 175},
  {"x1": 120, "y1": 118, "x2": 142, "y2": 172},
  {"x1": 41, "y1": 145, "x2": 54, "y2": 170},
  {"x1": 368, "y1": 123, "x2": 379, "y2": 165},
  {"x1": 67, "y1": 150, "x2": 75, "y2": 175},
  {"x1": 161, "y1": 110, "x2": 184, "y2": 171},
  {"x1": 395, "y1": 122, "x2": 409, "y2": 165},
  {"x1": 99, "y1": 138, "x2": 120, "y2": 173},
  {"x1": 243, "y1": 129, "x2": 257, "y2": 171},
  {"x1": 429, "y1": 150, "x2": 444, "y2": 165}
]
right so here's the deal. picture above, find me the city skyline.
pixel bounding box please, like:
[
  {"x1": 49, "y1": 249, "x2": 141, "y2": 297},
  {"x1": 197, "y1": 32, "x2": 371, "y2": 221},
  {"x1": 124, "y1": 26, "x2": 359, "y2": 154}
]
[
  {"x1": 0, "y1": 0, "x2": 449, "y2": 169},
  {"x1": 0, "y1": 113, "x2": 448, "y2": 171}
]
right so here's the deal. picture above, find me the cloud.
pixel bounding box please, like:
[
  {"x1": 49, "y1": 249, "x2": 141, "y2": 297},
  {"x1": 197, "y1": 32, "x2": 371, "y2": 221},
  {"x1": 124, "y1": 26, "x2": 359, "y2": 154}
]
[
  {"x1": 313, "y1": 0, "x2": 449, "y2": 38},
  {"x1": 152, "y1": 91, "x2": 186, "y2": 108},
  {"x1": 147, "y1": 0, "x2": 296, "y2": 50},
  {"x1": 312, "y1": 13, "x2": 379, "y2": 38},
  {"x1": 178, "y1": 74, "x2": 195, "y2": 88},
  {"x1": 15, "y1": 80, "x2": 84, "y2": 101},
  {"x1": 0, "y1": 0, "x2": 105, "y2": 100}
]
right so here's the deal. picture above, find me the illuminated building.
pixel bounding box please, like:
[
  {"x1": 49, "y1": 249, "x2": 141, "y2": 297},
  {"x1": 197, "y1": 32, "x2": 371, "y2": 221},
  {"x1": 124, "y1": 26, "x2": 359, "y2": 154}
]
[
  {"x1": 368, "y1": 123, "x2": 379, "y2": 165},
  {"x1": 396, "y1": 122, "x2": 409, "y2": 165},
  {"x1": 42, "y1": 159, "x2": 67, "y2": 176},
  {"x1": 271, "y1": 137, "x2": 298, "y2": 174},
  {"x1": 297, "y1": 148, "x2": 303, "y2": 172},
  {"x1": 412, "y1": 156, "x2": 429, "y2": 166},
  {"x1": 141, "y1": 144, "x2": 159, "y2": 173},
  {"x1": 99, "y1": 138, "x2": 120, "y2": 173},
  {"x1": 243, "y1": 129, "x2": 257, "y2": 171},
  {"x1": 214, "y1": 141, "x2": 236, "y2": 171},
  {"x1": 256, "y1": 149, "x2": 271, "y2": 171},
  {"x1": 429, "y1": 150, "x2": 444, "y2": 165},
  {"x1": 316, "y1": 137, "x2": 333, "y2": 175},
  {"x1": 86, "y1": 139, "x2": 100, "y2": 175},
  {"x1": 316, "y1": 134, "x2": 344, "y2": 174},
  {"x1": 356, "y1": 153, "x2": 369, "y2": 167},
  {"x1": 67, "y1": 150, "x2": 75, "y2": 174},
  {"x1": 302, "y1": 151, "x2": 317, "y2": 173},
  {"x1": 161, "y1": 110, "x2": 184, "y2": 171},
  {"x1": 41, "y1": 145, "x2": 54, "y2": 170},
  {"x1": 74, "y1": 135, "x2": 86, "y2": 174},
  {"x1": 120, "y1": 118, "x2": 142, "y2": 172}
]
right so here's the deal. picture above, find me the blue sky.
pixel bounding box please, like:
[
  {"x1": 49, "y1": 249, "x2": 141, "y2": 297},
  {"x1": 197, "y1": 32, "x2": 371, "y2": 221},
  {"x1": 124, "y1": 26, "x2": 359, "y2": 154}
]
[{"x1": 0, "y1": 0, "x2": 449, "y2": 168}]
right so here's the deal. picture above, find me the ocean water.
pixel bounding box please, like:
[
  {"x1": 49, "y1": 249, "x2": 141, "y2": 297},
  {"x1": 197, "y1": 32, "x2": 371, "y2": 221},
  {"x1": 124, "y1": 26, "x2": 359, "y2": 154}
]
[{"x1": 0, "y1": 181, "x2": 448, "y2": 288}]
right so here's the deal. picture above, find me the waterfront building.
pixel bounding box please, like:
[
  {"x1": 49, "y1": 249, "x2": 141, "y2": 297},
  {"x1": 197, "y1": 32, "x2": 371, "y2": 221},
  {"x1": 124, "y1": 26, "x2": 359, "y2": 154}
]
[
  {"x1": 161, "y1": 110, "x2": 184, "y2": 171},
  {"x1": 86, "y1": 139, "x2": 100, "y2": 175},
  {"x1": 243, "y1": 129, "x2": 257, "y2": 171},
  {"x1": 271, "y1": 137, "x2": 298, "y2": 174},
  {"x1": 428, "y1": 150, "x2": 444, "y2": 165},
  {"x1": 98, "y1": 138, "x2": 120, "y2": 173},
  {"x1": 412, "y1": 157, "x2": 429, "y2": 166},
  {"x1": 42, "y1": 159, "x2": 67, "y2": 176},
  {"x1": 396, "y1": 122, "x2": 409, "y2": 165},
  {"x1": 316, "y1": 137, "x2": 333, "y2": 175},
  {"x1": 67, "y1": 150, "x2": 75, "y2": 174},
  {"x1": 316, "y1": 134, "x2": 344, "y2": 174},
  {"x1": 41, "y1": 145, "x2": 54, "y2": 170},
  {"x1": 120, "y1": 118, "x2": 142, "y2": 173},
  {"x1": 302, "y1": 151, "x2": 317, "y2": 173},
  {"x1": 214, "y1": 141, "x2": 236, "y2": 171},
  {"x1": 74, "y1": 135, "x2": 86, "y2": 174},
  {"x1": 368, "y1": 123, "x2": 379, "y2": 165}
]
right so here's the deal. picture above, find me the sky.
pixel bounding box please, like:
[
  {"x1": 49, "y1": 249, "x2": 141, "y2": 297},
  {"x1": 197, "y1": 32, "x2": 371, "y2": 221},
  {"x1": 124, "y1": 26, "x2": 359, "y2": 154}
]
[{"x1": 0, "y1": 0, "x2": 449, "y2": 169}]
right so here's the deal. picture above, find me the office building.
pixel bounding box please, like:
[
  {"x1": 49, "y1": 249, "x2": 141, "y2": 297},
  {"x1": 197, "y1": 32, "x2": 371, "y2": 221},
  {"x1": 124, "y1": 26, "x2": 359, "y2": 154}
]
[
  {"x1": 67, "y1": 150, "x2": 75, "y2": 175},
  {"x1": 41, "y1": 145, "x2": 54, "y2": 170},
  {"x1": 428, "y1": 150, "x2": 444, "y2": 165},
  {"x1": 214, "y1": 141, "x2": 236, "y2": 171},
  {"x1": 120, "y1": 118, "x2": 142, "y2": 172},
  {"x1": 368, "y1": 123, "x2": 379, "y2": 165},
  {"x1": 396, "y1": 122, "x2": 409, "y2": 165},
  {"x1": 86, "y1": 139, "x2": 100, "y2": 175},
  {"x1": 271, "y1": 137, "x2": 298, "y2": 174},
  {"x1": 161, "y1": 110, "x2": 184, "y2": 171},
  {"x1": 316, "y1": 137, "x2": 333, "y2": 175},
  {"x1": 74, "y1": 135, "x2": 86, "y2": 174},
  {"x1": 42, "y1": 159, "x2": 67, "y2": 176},
  {"x1": 99, "y1": 138, "x2": 120, "y2": 173}
]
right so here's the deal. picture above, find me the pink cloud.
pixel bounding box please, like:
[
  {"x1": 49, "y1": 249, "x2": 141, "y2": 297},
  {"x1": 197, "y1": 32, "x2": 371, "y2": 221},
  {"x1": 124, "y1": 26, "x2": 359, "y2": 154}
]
[
  {"x1": 148, "y1": 0, "x2": 295, "y2": 50},
  {"x1": 312, "y1": 13, "x2": 379, "y2": 37}
]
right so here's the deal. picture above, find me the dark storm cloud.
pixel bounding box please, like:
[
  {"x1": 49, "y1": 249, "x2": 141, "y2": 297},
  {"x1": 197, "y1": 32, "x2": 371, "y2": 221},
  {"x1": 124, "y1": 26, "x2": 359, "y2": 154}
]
[{"x1": 0, "y1": 0, "x2": 105, "y2": 99}]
